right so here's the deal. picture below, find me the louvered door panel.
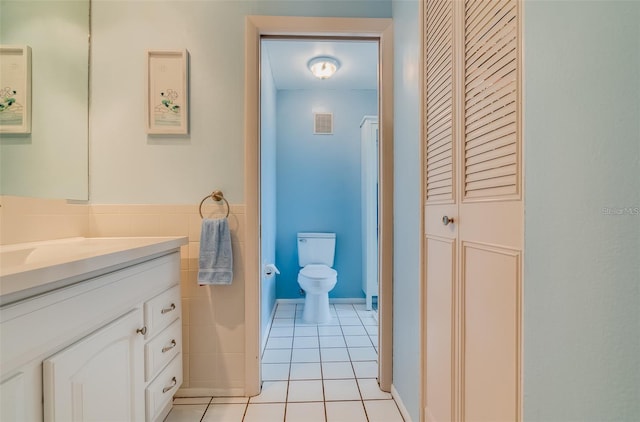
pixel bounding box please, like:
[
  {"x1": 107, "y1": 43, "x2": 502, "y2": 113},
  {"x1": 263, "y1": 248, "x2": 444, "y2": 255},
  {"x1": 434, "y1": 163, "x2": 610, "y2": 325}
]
[
  {"x1": 463, "y1": 0, "x2": 519, "y2": 200},
  {"x1": 425, "y1": 0, "x2": 454, "y2": 203}
]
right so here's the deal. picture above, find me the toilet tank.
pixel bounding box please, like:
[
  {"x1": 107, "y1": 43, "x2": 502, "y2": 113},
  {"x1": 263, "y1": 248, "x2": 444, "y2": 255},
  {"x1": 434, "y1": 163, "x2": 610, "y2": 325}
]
[{"x1": 297, "y1": 233, "x2": 336, "y2": 267}]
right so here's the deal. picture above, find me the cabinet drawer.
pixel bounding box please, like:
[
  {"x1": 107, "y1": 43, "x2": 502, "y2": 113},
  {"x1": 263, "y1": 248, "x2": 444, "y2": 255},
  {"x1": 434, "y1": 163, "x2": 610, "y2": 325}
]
[
  {"x1": 145, "y1": 319, "x2": 182, "y2": 382},
  {"x1": 144, "y1": 285, "x2": 181, "y2": 338},
  {"x1": 145, "y1": 353, "x2": 182, "y2": 422}
]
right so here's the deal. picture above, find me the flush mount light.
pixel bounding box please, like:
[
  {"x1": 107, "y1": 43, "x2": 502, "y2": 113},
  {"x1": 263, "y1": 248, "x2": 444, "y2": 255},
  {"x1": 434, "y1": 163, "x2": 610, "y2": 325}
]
[{"x1": 307, "y1": 56, "x2": 340, "y2": 80}]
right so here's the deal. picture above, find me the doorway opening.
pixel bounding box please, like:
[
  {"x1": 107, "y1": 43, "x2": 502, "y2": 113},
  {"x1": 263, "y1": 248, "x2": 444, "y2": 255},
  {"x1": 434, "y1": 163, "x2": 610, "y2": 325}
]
[
  {"x1": 244, "y1": 16, "x2": 394, "y2": 398},
  {"x1": 259, "y1": 34, "x2": 380, "y2": 389}
]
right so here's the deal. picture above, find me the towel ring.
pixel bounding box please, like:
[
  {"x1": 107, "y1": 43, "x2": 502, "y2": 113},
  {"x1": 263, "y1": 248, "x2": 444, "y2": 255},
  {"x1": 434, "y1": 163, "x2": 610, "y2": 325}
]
[{"x1": 199, "y1": 190, "x2": 230, "y2": 219}]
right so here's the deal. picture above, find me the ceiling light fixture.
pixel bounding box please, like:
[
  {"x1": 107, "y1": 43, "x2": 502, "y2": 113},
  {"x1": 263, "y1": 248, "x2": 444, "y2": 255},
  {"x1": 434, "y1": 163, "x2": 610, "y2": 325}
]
[{"x1": 307, "y1": 56, "x2": 340, "y2": 80}]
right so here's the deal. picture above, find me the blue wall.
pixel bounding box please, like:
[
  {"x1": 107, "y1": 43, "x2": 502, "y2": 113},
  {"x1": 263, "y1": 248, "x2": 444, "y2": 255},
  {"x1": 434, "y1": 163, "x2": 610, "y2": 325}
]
[
  {"x1": 275, "y1": 89, "x2": 378, "y2": 299},
  {"x1": 391, "y1": 0, "x2": 421, "y2": 420},
  {"x1": 260, "y1": 48, "x2": 278, "y2": 345}
]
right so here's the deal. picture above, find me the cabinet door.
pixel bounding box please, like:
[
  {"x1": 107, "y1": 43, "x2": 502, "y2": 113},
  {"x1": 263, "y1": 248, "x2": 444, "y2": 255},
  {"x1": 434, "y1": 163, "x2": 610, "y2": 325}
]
[
  {"x1": 43, "y1": 309, "x2": 145, "y2": 422},
  {"x1": 1, "y1": 372, "x2": 27, "y2": 421}
]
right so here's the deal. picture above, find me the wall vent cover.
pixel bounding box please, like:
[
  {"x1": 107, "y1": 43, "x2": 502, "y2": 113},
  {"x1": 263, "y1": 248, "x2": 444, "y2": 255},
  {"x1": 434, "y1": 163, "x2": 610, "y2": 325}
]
[{"x1": 314, "y1": 113, "x2": 333, "y2": 135}]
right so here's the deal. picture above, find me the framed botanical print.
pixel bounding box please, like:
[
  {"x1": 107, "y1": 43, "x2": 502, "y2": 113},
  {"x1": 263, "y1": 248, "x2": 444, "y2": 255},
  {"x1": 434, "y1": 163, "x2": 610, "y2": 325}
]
[
  {"x1": 146, "y1": 49, "x2": 189, "y2": 135},
  {"x1": 0, "y1": 45, "x2": 31, "y2": 134}
]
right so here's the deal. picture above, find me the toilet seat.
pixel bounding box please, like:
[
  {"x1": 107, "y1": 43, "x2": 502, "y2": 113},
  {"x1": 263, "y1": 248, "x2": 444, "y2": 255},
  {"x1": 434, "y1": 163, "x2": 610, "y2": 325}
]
[{"x1": 300, "y1": 264, "x2": 337, "y2": 279}]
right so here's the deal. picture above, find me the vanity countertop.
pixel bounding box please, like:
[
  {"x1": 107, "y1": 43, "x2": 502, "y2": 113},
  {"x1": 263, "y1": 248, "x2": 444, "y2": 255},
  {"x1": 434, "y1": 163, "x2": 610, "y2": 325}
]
[{"x1": 0, "y1": 236, "x2": 188, "y2": 306}]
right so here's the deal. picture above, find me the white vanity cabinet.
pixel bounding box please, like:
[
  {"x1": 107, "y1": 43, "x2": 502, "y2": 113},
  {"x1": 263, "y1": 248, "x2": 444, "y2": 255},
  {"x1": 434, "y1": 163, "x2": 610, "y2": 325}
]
[{"x1": 0, "y1": 237, "x2": 187, "y2": 422}]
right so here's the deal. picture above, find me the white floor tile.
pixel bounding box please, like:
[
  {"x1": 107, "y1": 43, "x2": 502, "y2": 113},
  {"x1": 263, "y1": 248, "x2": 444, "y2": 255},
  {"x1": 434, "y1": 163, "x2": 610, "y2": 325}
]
[
  {"x1": 360, "y1": 317, "x2": 378, "y2": 326},
  {"x1": 364, "y1": 399, "x2": 404, "y2": 422},
  {"x1": 323, "y1": 379, "x2": 361, "y2": 401},
  {"x1": 266, "y1": 336, "x2": 293, "y2": 349},
  {"x1": 275, "y1": 309, "x2": 296, "y2": 318},
  {"x1": 333, "y1": 304, "x2": 355, "y2": 310},
  {"x1": 353, "y1": 303, "x2": 367, "y2": 310},
  {"x1": 357, "y1": 378, "x2": 392, "y2": 400},
  {"x1": 211, "y1": 397, "x2": 249, "y2": 404},
  {"x1": 323, "y1": 317, "x2": 341, "y2": 326},
  {"x1": 287, "y1": 380, "x2": 324, "y2": 402},
  {"x1": 320, "y1": 347, "x2": 350, "y2": 362},
  {"x1": 352, "y1": 361, "x2": 378, "y2": 378},
  {"x1": 295, "y1": 318, "x2": 319, "y2": 326},
  {"x1": 164, "y1": 404, "x2": 207, "y2": 422},
  {"x1": 201, "y1": 403, "x2": 246, "y2": 422},
  {"x1": 337, "y1": 317, "x2": 362, "y2": 326},
  {"x1": 272, "y1": 318, "x2": 295, "y2": 327},
  {"x1": 249, "y1": 381, "x2": 288, "y2": 403},
  {"x1": 293, "y1": 336, "x2": 319, "y2": 349},
  {"x1": 244, "y1": 403, "x2": 286, "y2": 422},
  {"x1": 319, "y1": 336, "x2": 346, "y2": 348},
  {"x1": 262, "y1": 348, "x2": 292, "y2": 363},
  {"x1": 344, "y1": 335, "x2": 373, "y2": 347},
  {"x1": 270, "y1": 326, "x2": 295, "y2": 337},
  {"x1": 321, "y1": 361, "x2": 355, "y2": 379},
  {"x1": 365, "y1": 325, "x2": 378, "y2": 336},
  {"x1": 318, "y1": 325, "x2": 343, "y2": 336},
  {"x1": 294, "y1": 326, "x2": 318, "y2": 337},
  {"x1": 290, "y1": 362, "x2": 322, "y2": 380},
  {"x1": 340, "y1": 325, "x2": 367, "y2": 336},
  {"x1": 348, "y1": 347, "x2": 378, "y2": 362},
  {"x1": 369, "y1": 335, "x2": 379, "y2": 345},
  {"x1": 335, "y1": 309, "x2": 358, "y2": 317},
  {"x1": 285, "y1": 402, "x2": 326, "y2": 422},
  {"x1": 291, "y1": 348, "x2": 320, "y2": 363},
  {"x1": 262, "y1": 363, "x2": 290, "y2": 381},
  {"x1": 325, "y1": 401, "x2": 368, "y2": 422}
]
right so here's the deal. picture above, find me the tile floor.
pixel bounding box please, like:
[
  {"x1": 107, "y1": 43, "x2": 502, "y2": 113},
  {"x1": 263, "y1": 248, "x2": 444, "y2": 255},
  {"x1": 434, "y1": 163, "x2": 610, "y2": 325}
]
[{"x1": 166, "y1": 302, "x2": 404, "y2": 421}]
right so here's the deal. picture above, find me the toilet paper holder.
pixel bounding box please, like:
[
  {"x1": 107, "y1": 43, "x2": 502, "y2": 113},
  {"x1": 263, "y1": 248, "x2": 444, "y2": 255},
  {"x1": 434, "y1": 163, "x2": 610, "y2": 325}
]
[{"x1": 264, "y1": 264, "x2": 280, "y2": 277}]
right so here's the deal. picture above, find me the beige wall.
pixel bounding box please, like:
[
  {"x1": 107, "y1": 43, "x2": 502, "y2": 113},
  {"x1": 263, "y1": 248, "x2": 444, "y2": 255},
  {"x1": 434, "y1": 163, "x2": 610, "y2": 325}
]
[
  {"x1": 0, "y1": 196, "x2": 246, "y2": 395},
  {"x1": 0, "y1": 196, "x2": 89, "y2": 245}
]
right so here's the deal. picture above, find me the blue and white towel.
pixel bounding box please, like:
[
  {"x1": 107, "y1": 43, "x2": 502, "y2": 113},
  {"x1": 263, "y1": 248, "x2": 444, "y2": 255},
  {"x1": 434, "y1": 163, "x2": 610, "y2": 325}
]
[{"x1": 198, "y1": 218, "x2": 233, "y2": 285}]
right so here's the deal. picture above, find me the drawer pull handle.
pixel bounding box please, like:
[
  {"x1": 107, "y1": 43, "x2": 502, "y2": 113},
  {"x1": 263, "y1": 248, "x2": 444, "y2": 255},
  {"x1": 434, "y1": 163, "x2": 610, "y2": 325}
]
[
  {"x1": 162, "y1": 339, "x2": 177, "y2": 353},
  {"x1": 162, "y1": 377, "x2": 177, "y2": 394},
  {"x1": 161, "y1": 303, "x2": 176, "y2": 314},
  {"x1": 136, "y1": 326, "x2": 147, "y2": 336}
]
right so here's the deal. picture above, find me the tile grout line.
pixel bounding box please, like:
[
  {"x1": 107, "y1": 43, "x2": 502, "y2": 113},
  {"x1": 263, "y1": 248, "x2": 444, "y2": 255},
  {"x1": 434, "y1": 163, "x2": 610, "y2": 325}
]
[{"x1": 198, "y1": 396, "x2": 214, "y2": 422}]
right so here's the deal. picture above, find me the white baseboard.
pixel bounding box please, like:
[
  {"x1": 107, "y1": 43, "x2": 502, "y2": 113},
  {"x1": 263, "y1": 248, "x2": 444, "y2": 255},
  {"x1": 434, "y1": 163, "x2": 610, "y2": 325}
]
[
  {"x1": 391, "y1": 384, "x2": 413, "y2": 422},
  {"x1": 275, "y1": 297, "x2": 366, "y2": 305},
  {"x1": 261, "y1": 303, "x2": 277, "y2": 354}
]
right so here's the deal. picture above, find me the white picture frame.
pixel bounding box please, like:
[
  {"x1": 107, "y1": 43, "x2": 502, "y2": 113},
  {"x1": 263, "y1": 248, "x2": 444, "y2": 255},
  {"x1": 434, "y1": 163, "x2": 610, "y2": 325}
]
[
  {"x1": 146, "y1": 49, "x2": 189, "y2": 135},
  {"x1": 0, "y1": 45, "x2": 32, "y2": 134}
]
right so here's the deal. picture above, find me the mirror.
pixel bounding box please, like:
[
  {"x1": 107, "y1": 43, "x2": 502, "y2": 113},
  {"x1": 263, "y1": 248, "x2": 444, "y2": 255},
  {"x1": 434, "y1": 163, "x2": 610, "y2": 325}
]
[{"x1": 0, "y1": 0, "x2": 90, "y2": 200}]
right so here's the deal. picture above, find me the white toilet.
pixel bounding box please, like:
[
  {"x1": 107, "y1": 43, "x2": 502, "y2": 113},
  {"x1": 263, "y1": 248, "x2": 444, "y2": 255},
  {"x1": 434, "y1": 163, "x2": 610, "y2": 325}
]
[{"x1": 297, "y1": 232, "x2": 338, "y2": 324}]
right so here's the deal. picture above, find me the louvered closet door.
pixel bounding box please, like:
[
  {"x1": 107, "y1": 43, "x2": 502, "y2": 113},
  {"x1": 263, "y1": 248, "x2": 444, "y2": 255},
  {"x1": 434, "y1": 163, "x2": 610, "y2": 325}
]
[
  {"x1": 423, "y1": 1, "x2": 457, "y2": 421},
  {"x1": 459, "y1": 0, "x2": 522, "y2": 420},
  {"x1": 422, "y1": 0, "x2": 523, "y2": 421}
]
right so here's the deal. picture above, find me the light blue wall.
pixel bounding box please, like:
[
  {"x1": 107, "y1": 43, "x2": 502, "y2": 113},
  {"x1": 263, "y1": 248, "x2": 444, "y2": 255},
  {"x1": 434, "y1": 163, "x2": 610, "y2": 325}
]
[
  {"x1": 275, "y1": 89, "x2": 378, "y2": 299},
  {"x1": 391, "y1": 0, "x2": 421, "y2": 420},
  {"x1": 260, "y1": 48, "x2": 278, "y2": 345},
  {"x1": 90, "y1": 0, "x2": 391, "y2": 204},
  {"x1": 524, "y1": 1, "x2": 640, "y2": 420}
]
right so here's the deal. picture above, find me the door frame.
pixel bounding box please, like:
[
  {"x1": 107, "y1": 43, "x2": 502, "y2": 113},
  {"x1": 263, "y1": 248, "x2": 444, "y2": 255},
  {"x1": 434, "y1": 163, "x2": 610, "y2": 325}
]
[{"x1": 244, "y1": 15, "x2": 394, "y2": 396}]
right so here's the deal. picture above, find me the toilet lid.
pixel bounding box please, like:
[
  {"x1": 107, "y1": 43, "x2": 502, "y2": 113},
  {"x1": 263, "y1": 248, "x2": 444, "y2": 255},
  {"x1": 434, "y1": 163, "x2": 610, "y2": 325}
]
[{"x1": 300, "y1": 264, "x2": 337, "y2": 279}]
